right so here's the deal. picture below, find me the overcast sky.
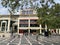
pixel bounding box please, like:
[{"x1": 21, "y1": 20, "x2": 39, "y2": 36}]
[{"x1": 0, "y1": 0, "x2": 60, "y2": 15}]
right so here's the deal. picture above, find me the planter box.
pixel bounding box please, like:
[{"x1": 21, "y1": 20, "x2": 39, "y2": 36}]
[{"x1": 0, "y1": 33, "x2": 11, "y2": 38}]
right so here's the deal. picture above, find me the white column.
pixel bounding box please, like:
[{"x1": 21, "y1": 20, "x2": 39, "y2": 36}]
[
  {"x1": 59, "y1": 29, "x2": 60, "y2": 34},
  {"x1": 1, "y1": 22, "x2": 2, "y2": 31},
  {"x1": 28, "y1": 19, "x2": 30, "y2": 34},
  {"x1": 7, "y1": 19, "x2": 10, "y2": 32},
  {"x1": 56, "y1": 29, "x2": 58, "y2": 34},
  {"x1": 39, "y1": 24, "x2": 42, "y2": 34},
  {"x1": 49, "y1": 29, "x2": 50, "y2": 31},
  {"x1": 45, "y1": 24, "x2": 47, "y2": 31},
  {"x1": 18, "y1": 19, "x2": 19, "y2": 34},
  {"x1": 0, "y1": 21, "x2": 1, "y2": 31}
]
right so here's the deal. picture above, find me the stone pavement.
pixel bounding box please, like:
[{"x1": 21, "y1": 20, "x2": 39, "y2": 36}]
[{"x1": 0, "y1": 34, "x2": 60, "y2": 45}]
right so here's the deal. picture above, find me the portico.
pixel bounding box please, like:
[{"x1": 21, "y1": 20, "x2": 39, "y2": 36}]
[{"x1": 0, "y1": 18, "x2": 10, "y2": 33}]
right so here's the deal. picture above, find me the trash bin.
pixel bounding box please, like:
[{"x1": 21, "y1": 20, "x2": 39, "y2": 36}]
[{"x1": 44, "y1": 31, "x2": 49, "y2": 37}]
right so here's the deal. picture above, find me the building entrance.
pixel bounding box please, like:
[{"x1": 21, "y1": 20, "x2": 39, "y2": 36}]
[
  {"x1": 19, "y1": 29, "x2": 28, "y2": 34},
  {"x1": 30, "y1": 29, "x2": 37, "y2": 34}
]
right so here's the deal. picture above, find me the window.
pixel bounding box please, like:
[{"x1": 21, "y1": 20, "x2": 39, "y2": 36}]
[
  {"x1": 30, "y1": 20, "x2": 39, "y2": 27},
  {"x1": 20, "y1": 24, "x2": 28, "y2": 27},
  {"x1": 30, "y1": 20, "x2": 37, "y2": 24},
  {"x1": 19, "y1": 20, "x2": 28, "y2": 27},
  {"x1": 30, "y1": 24, "x2": 39, "y2": 27},
  {"x1": 29, "y1": 10, "x2": 33, "y2": 14},
  {"x1": 22, "y1": 10, "x2": 33, "y2": 15},
  {"x1": 20, "y1": 20, "x2": 28, "y2": 24},
  {"x1": 22, "y1": 11, "x2": 25, "y2": 14},
  {"x1": 25, "y1": 11, "x2": 28, "y2": 15}
]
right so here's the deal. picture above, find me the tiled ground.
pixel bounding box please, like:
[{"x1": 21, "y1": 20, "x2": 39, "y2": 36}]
[{"x1": 0, "y1": 34, "x2": 60, "y2": 45}]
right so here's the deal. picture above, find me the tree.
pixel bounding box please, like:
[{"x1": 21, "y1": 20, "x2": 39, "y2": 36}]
[
  {"x1": 51, "y1": 3, "x2": 60, "y2": 29},
  {"x1": 37, "y1": 0, "x2": 56, "y2": 33},
  {"x1": 1, "y1": 0, "x2": 40, "y2": 13},
  {"x1": 37, "y1": 1, "x2": 60, "y2": 35}
]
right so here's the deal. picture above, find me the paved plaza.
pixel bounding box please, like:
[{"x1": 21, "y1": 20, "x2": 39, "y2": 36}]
[{"x1": 0, "y1": 34, "x2": 60, "y2": 45}]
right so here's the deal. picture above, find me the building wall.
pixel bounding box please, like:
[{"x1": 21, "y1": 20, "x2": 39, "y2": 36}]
[{"x1": 0, "y1": 8, "x2": 43, "y2": 34}]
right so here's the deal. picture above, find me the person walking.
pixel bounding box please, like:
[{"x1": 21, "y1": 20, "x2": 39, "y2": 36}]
[{"x1": 36, "y1": 34, "x2": 39, "y2": 41}]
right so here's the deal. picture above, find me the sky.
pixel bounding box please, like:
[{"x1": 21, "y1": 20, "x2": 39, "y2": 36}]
[{"x1": 0, "y1": 0, "x2": 60, "y2": 15}]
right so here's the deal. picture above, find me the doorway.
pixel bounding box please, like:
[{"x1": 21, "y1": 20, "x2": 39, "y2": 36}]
[
  {"x1": 1, "y1": 21, "x2": 7, "y2": 32},
  {"x1": 19, "y1": 29, "x2": 28, "y2": 34}
]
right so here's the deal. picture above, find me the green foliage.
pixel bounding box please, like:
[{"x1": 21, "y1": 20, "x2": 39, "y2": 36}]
[
  {"x1": 1, "y1": 0, "x2": 55, "y2": 13},
  {"x1": 1, "y1": 0, "x2": 39, "y2": 13},
  {"x1": 37, "y1": 0, "x2": 60, "y2": 29}
]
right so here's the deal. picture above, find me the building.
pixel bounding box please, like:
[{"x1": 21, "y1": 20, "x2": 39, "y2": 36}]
[
  {"x1": 0, "y1": 8, "x2": 42, "y2": 37},
  {"x1": 0, "y1": 8, "x2": 60, "y2": 37}
]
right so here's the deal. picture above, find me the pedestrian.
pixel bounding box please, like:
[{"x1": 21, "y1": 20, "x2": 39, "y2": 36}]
[
  {"x1": 36, "y1": 34, "x2": 39, "y2": 41},
  {"x1": 44, "y1": 30, "x2": 49, "y2": 37},
  {"x1": 49, "y1": 31, "x2": 51, "y2": 37}
]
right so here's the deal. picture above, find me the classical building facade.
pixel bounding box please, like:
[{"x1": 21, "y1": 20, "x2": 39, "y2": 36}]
[
  {"x1": 0, "y1": 8, "x2": 43, "y2": 35},
  {"x1": 0, "y1": 8, "x2": 60, "y2": 37}
]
